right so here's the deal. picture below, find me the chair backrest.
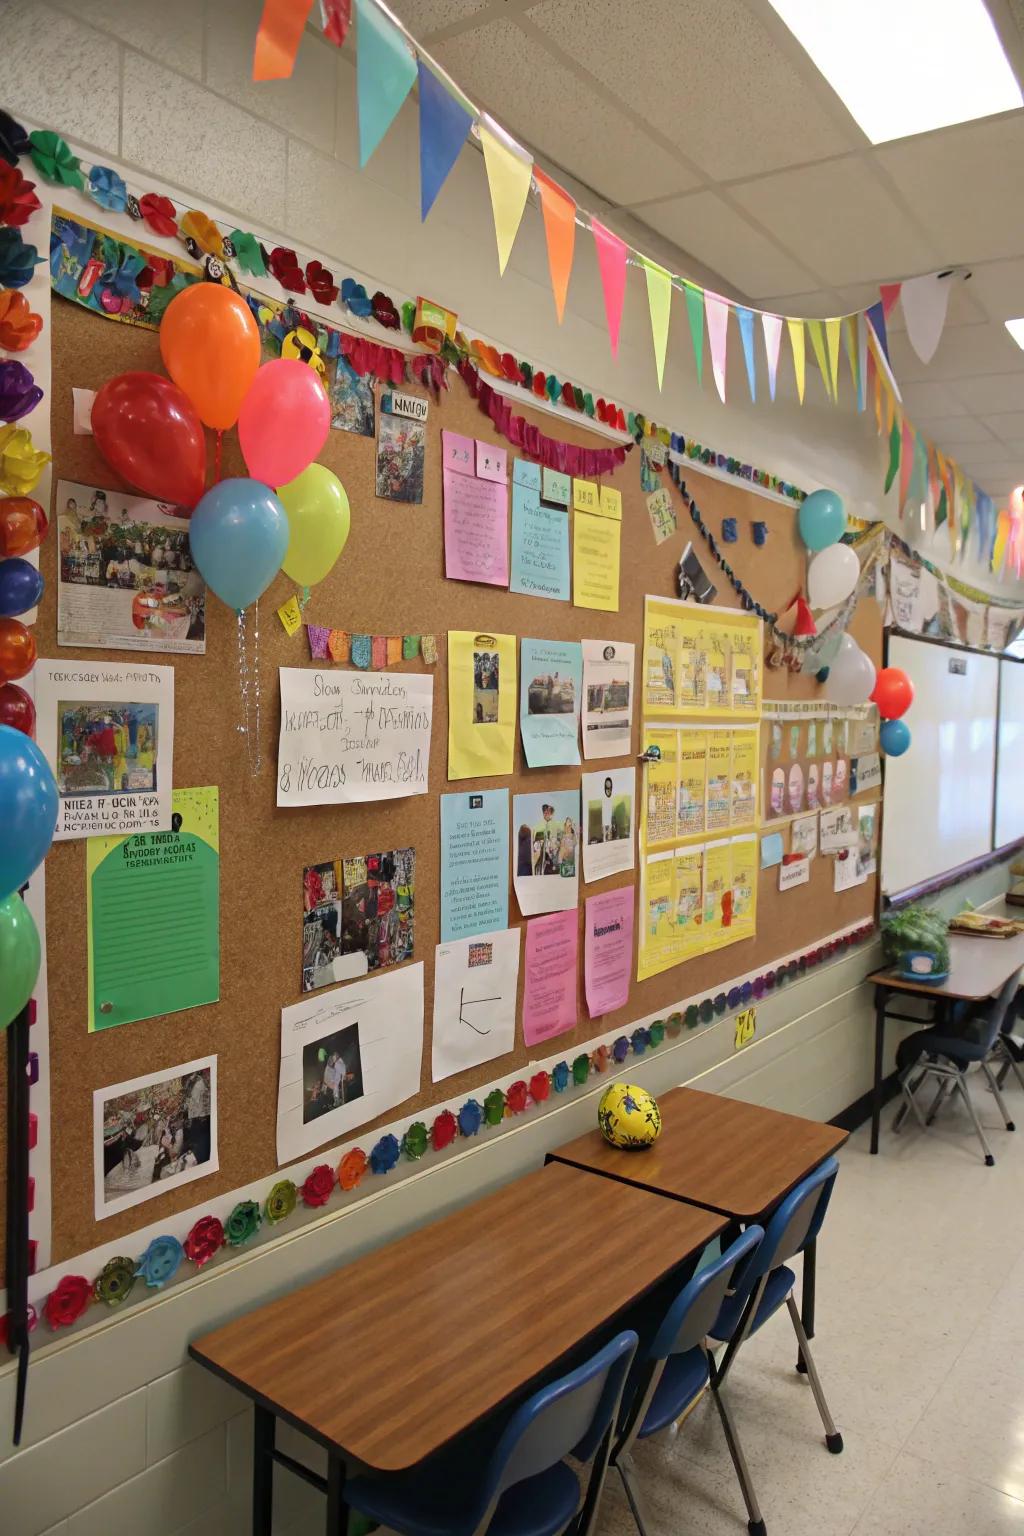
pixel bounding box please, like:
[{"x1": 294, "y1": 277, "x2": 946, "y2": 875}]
[
  {"x1": 650, "y1": 1226, "x2": 764, "y2": 1361},
  {"x1": 736, "y1": 1155, "x2": 839, "y2": 1290},
  {"x1": 978, "y1": 970, "x2": 1023, "y2": 1051},
  {"x1": 469, "y1": 1329, "x2": 637, "y2": 1530}
]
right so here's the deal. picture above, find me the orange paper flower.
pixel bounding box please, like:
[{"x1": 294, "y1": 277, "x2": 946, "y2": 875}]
[
  {"x1": 179, "y1": 210, "x2": 223, "y2": 257},
  {"x1": 337, "y1": 1147, "x2": 367, "y2": 1191},
  {"x1": 0, "y1": 290, "x2": 42, "y2": 351}
]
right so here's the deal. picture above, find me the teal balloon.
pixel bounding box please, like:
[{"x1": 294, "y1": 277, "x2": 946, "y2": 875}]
[
  {"x1": 880, "y1": 718, "x2": 911, "y2": 757},
  {"x1": 0, "y1": 722, "x2": 57, "y2": 901},
  {"x1": 0, "y1": 891, "x2": 40, "y2": 1030},
  {"x1": 799, "y1": 488, "x2": 846, "y2": 551},
  {"x1": 188, "y1": 477, "x2": 288, "y2": 611}
]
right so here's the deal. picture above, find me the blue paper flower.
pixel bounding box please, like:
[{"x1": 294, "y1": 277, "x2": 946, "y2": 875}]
[
  {"x1": 713, "y1": 992, "x2": 728, "y2": 1015},
  {"x1": 101, "y1": 247, "x2": 146, "y2": 307},
  {"x1": 370, "y1": 1133, "x2": 400, "y2": 1174},
  {"x1": 727, "y1": 986, "x2": 742, "y2": 1009},
  {"x1": 631, "y1": 1026, "x2": 650, "y2": 1056},
  {"x1": 457, "y1": 1098, "x2": 482, "y2": 1137},
  {"x1": 136, "y1": 1235, "x2": 184, "y2": 1290},
  {"x1": 611, "y1": 1036, "x2": 630, "y2": 1064},
  {"x1": 0, "y1": 110, "x2": 29, "y2": 167},
  {"x1": 0, "y1": 228, "x2": 42, "y2": 289},
  {"x1": 341, "y1": 277, "x2": 372, "y2": 318},
  {"x1": 551, "y1": 1061, "x2": 570, "y2": 1092},
  {"x1": 88, "y1": 164, "x2": 127, "y2": 213}
]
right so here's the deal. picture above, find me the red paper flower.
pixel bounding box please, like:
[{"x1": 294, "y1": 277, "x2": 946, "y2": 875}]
[
  {"x1": 301, "y1": 1164, "x2": 335, "y2": 1208},
  {"x1": 499, "y1": 352, "x2": 522, "y2": 385},
  {"x1": 371, "y1": 291, "x2": 400, "y2": 330},
  {"x1": 305, "y1": 260, "x2": 338, "y2": 305},
  {"x1": 138, "y1": 192, "x2": 178, "y2": 238},
  {"x1": 183, "y1": 1215, "x2": 224, "y2": 1268},
  {"x1": 337, "y1": 1147, "x2": 367, "y2": 1191},
  {"x1": 0, "y1": 164, "x2": 40, "y2": 229},
  {"x1": 560, "y1": 381, "x2": 575, "y2": 408},
  {"x1": 532, "y1": 372, "x2": 546, "y2": 397},
  {"x1": 505, "y1": 1080, "x2": 529, "y2": 1114},
  {"x1": 146, "y1": 256, "x2": 176, "y2": 288},
  {"x1": 269, "y1": 247, "x2": 306, "y2": 292},
  {"x1": 44, "y1": 1274, "x2": 92, "y2": 1329},
  {"x1": 529, "y1": 1071, "x2": 550, "y2": 1103},
  {"x1": 431, "y1": 1109, "x2": 457, "y2": 1151}
]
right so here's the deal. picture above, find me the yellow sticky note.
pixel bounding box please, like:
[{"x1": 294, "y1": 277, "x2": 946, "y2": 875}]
[
  {"x1": 573, "y1": 509, "x2": 620, "y2": 612},
  {"x1": 447, "y1": 629, "x2": 517, "y2": 779},
  {"x1": 597, "y1": 485, "x2": 622, "y2": 520},
  {"x1": 277, "y1": 596, "x2": 302, "y2": 637},
  {"x1": 573, "y1": 478, "x2": 598, "y2": 513}
]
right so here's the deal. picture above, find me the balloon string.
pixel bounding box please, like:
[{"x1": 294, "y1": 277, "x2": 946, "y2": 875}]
[
  {"x1": 236, "y1": 606, "x2": 262, "y2": 779},
  {"x1": 214, "y1": 430, "x2": 223, "y2": 485}
]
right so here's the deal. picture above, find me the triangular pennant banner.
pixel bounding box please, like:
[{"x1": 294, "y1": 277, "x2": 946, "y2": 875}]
[
  {"x1": 761, "y1": 313, "x2": 782, "y2": 402},
  {"x1": 254, "y1": 0, "x2": 316, "y2": 80},
  {"x1": 736, "y1": 307, "x2": 757, "y2": 402},
  {"x1": 641, "y1": 257, "x2": 672, "y2": 390},
  {"x1": 993, "y1": 508, "x2": 1010, "y2": 572},
  {"x1": 865, "y1": 300, "x2": 889, "y2": 365},
  {"x1": 825, "y1": 317, "x2": 841, "y2": 401},
  {"x1": 356, "y1": 0, "x2": 417, "y2": 166},
  {"x1": 936, "y1": 485, "x2": 948, "y2": 531},
  {"x1": 899, "y1": 418, "x2": 915, "y2": 511},
  {"x1": 901, "y1": 272, "x2": 951, "y2": 366},
  {"x1": 856, "y1": 313, "x2": 868, "y2": 413},
  {"x1": 479, "y1": 117, "x2": 533, "y2": 274},
  {"x1": 684, "y1": 283, "x2": 705, "y2": 388},
  {"x1": 592, "y1": 219, "x2": 629, "y2": 358},
  {"x1": 705, "y1": 292, "x2": 730, "y2": 403},
  {"x1": 884, "y1": 416, "x2": 901, "y2": 494},
  {"x1": 417, "y1": 61, "x2": 473, "y2": 221},
  {"x1": 842, "y1": 316, "x2": 858, "y2": 399},
  {"x1": 787, "y1": 317, "x2": 806, "y2": 403},
  {"x1": 534, "y1": 169, "x2": 576, "y2": 324},
  {"x1": 880, "y1": 282, "x2": 902, "y2": 320},
  {"x1": 320, "y1": 0, "x2": 352, "y2": 46},
  {"x1": 807, "y1": 319, "x2": 831, "y2": 398}
]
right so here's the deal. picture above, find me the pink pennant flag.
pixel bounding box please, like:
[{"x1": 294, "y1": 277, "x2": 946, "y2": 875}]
[
  {"x1": 592, "y1": 219, "x2": 628, "y2": 358},
  {"x1": 880, "y1": 282, "x2": 902, "y2": 320},
  {"x1": 761, "y1": 313, "x2": 783, "y2": 402},
  {"x1": 705, "y1": 292, "x2": 730, "y2": 403}
]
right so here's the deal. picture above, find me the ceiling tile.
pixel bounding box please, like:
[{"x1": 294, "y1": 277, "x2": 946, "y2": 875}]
[
  {"x1": 637, "y1": 191, "x2": 817, "y2": 298},
  {"x1": 433, "y1": 19, "x2": 698, "y2": 204},
  {"x1": 897, "y1": 381, "x2": 970, "y2": 417},
  {"x1": 887, "y1": 323, "x2": 1024, "y2": 383},
  {"x1": 956, "y1": 373, "x2": 1024, "y2": 413},
  {"x1": 967, "y1": 257, "x2": 1024, "y2": 323},
  {"x1": 754, "y1": 289, "x2": 843, "y2": 318},
  {"x1": 527, "y1": 0, "x2": 855, "y2": 181},
  {"x1": 388, "y1": 0, "x2": 493, "y2": 34},
  {"x1": 730, "y1": 159, "x2": 937, "y2": 288},
  {"x1": 877, "y1": 116, "x2": 1024, "y2": 266},
  {"x1": 912, "y1": 415, "x2": 996, "y2": 445},
  {"x1": 987, "y1": 411, "x2": 1024, "y2": 439}
]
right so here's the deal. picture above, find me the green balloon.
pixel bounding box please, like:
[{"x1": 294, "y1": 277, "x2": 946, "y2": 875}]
[{"x1": 0, "y1": 891, "x2": 40, "y2": 1031}]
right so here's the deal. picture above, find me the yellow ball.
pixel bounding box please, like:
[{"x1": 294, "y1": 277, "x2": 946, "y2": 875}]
[{"x1": 598, "y1": 1082, "x2": 662, "y2": 1149}]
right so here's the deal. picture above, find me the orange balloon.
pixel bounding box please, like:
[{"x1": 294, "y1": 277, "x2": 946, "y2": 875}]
[
  {"x1": 159, "y1": 284, "x2": 261, "y2": 431},
  {"x1": 0, "y1": 617, "x2": 36, "y2": 681},
  {"x1": 0, "y1": 497, "x2": 48, "y2": 558}
]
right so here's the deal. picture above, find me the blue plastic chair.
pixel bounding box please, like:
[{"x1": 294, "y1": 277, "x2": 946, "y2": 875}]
[
  {"x1": 343, "y1": 1329, "x2": 638, "y2": 1536},
  {"x1": 709, "y1": 1156, "x2": 842, "y2": 1457},
  {"x1": 612, "y1": 1227, "x2": 767, "y2": 1536}
]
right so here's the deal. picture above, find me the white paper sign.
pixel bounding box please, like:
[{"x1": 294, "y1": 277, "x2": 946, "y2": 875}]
[
  {"x1": 276, "y1": 963, "x2": 424, "y2": 1163},
  {"x1": 791, "y1": 812, "x2": 818, "y2": 861},
  {"x1": 582, "y1": 767, "x2": 636, "y2": 882},
  {"x1": 581, "y1": 638, "x2": 635, "y2": 759},
  {"x1": 778, "y1": 856, "x2": 810, "y2": 891},
  {"x1": 35, "y1": 659, "x2": 174, "y2": 839},
  {"x1": 277, "y1": 668, "x2": 433, "y2": 807},
  {"x1": 833, "y1": 852, "x2": 865, "y2": 892},
  {"x1": 854, "y1": 752, "x2": 882, "y2": 794},
  {"x1": 432, "y1": 927, "x2": 521, "y2": 1083},
  {"x1": 820, "y1": 805, "x2": 858, "y2": 852}
]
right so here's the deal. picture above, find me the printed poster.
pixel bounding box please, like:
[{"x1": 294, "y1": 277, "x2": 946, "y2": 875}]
[
  {"x1": 376, "y1": 408, "x2": 425, "y2": 503},
  {"x1": 522, "y1": 911, "x2": 578, "y2": 1047},
  {"x1": 57, "y1": 479, "x2": 206, "y2": 654},
  {"x1": 706, "y1": 734, "x2": 731, "y2": 832},
  {"x1": 582, "y1": 767, "x2": 635, "y2": 882},
  {"x1": 730, "y1": 731, "x2": 758, "y2": 829},
  {"x1": 644, "y1": 728, "x2": 678, "y2": 846},
  {"x1": 448, "y1": 630, "x2": 516, "y2": 779},
  {"x1": 510, "y1": 480, "x2": 570, "y2": 601},
  {"x1": 432, "y1": 927, "x2": 521, "y2": 1083},
  {"x1": 731, "y1": 836, "x2": 757, "y2": 934},
  {"x1": 512, "y1": 788, "x2": 580, "y2": 916},
  {"x1": 581, "y1": 639, "x2": 634, "y2": 759},
  {"x1": 302, "y1": 847, "x2": 414, "y2": 994},
  {"x1": 520, "y1": 638, "x2": 582, "y2": 767},
  {"x1": 86, "y1": 787, "x2": 219, "y2": 1032},
  {"x1": 440, "y1": 789, "x2": 509, "y2": 943},
  {"x1": 95, "y1": 1054, "x2": 217, "y2": 1220},
  {"x1": 276, "y1": 964, "x2": 424, "y2": 1162},
  {"x1": 637, "y1": 850, "x2": 682, "y2": 981},
  {"x1": 277, "y1": 669, "x2": 433, "y2": 807},
  {"x1": 642, "y1": 596, "x2": 762, "y2": 718},
  {"x1": 329, "y1": 356, "x2": 374, "y2": 437},
  {"x1": 677, "y1": 731, "x2": 707, "y2": 839},
  {"x1": 585, "y1": 887, "x2": 634, "y2": 1017},
  {"x1": 35, "y1": 658, "x2": 174, "y2": 839},
  {"x1": 573, "y1": 510, "x2": 621, "y2": 611}
]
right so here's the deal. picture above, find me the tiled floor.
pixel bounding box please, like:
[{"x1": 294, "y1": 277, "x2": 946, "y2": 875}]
[{"x1": 596, "y1": 1076, "x2": 1024, "y2": 1536}]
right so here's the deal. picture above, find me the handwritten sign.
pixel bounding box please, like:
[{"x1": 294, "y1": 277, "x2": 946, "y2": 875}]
[
  {"x1": 476, "y1": 440, "x2": 507, "y2": 483},
  {"x1": 573, "y1": 478, "x2": 599, "y2": 513},
  {"x1": 443, "y1": 467, "x2": 509, "y2": 586},
  {"x1": 598, "y1": 485, "x2": 623, "y2": 520},
  {"x1": 384, "y1": 390, "x2": 429, "y2": 421},
  {"x1": 277, "y1": 595, "x2": 302, "y2": 637},
  {"x1": 647, "y1": 438, "x2": 666, "y2": 467},
  {"x1": 277, "y1": 668, "x2": 434, "y2": 807},
  {"x1": 646, "y1": 487, "x2": 676, "y2": 543},
  {"x1": 542, "y1": 467, "x2": 571, "y2": 505},
  {"x1": 510, "y1": 482, "x2": 570, "y2": 601},
  {"x1": 442, "y1": 430, "x2": 475, "y2": 476}
]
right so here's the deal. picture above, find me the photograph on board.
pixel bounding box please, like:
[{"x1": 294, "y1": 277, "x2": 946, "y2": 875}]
[
  {"x1": 582, "y1": 766, "x2": 636, "y2": 882},
  {"x1": 94, "y1": 1055, "x2": 217, "y2": 1219},
  {"x1": 581, "y1": 639, "x2": 634, "y2": 759},
  {"x1": 376, "y1": 410, "x2": 425, "y2": 503},
  {"x1": 473, "y1": 647, "x2": 500, "y2": 722},
  {"x1": 56, "y1": 700, "x2": 159, "y2": 797},
  {"x1": 513, "y1": 788, "x2": 580, "y2": 915},
  {"x1": 329, "y1": 357, "x2": 375, "y2": 437},
  {"x1": 302, "y1": 849, "x2": 415, "y2": 993},
  {"x1": 302, "y1": 1022, "x2": 365, "y2": 1124}
]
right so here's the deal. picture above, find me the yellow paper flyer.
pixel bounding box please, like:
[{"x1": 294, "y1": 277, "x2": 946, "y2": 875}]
[
  {"x1": 638, "y1": 851, "x2": 677, "y2": 980},
  {"x1": 729, "y1": 730, "x2": 758, "y2": 829},
  {"x1": 730, "y1": 834, "x2": 758, "y2": 936},
  {"x1": 573, "y1": 510, "x2": 620, "y2": 611},
  {"x1": 706, "y1": 733, "x2": 731, "y2": 833},
  {"x1": 730, "y1": 628, "x2": 760, "y2": 713},
  {"x1": 705, "y1": 626, "x2": 729, "y2": 709},
  {"x1": 702, "y1": 839, "x2": 733, "y2": 943},
  {"x1": 676, "y1": 730, "x2": 707, "y2": 840},
  {"x1": 643, "y1": 596, "x2": 762, "y2": 719},
  {"x1": 643, "y1": 728, "x2": 678, "y2": 846},
  {"x1": 448, "y1": 630, "x2": 517, "y2": 779},
  {"x1": 677, "y1": 612, "x2": 707, "y2": 711},
  {"x1": 673, "y1": 845, "x2": 704, "y2": 957},
  {"x1": 643, "y1": 604, "x2": 680, "y2": 713}
]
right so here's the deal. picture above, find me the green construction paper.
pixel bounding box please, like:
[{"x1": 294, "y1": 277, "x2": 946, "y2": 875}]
[
  {"x1": 884, "y1": 418, "x2": 901, "y2": 494},
  {"x1": 935, "y1": 487, "x2": 948, "y2": 528},
  {"x1": 86, "y1": 787, "x2": 219, "y2": 1032},
  {"x1": 683, "y1": 283, "x2": 704, "y2": 388}
]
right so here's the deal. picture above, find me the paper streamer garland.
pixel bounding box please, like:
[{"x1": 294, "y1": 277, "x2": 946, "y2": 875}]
[{"x1": 305, "y1": 625, "x2": 438, "y2": 666}]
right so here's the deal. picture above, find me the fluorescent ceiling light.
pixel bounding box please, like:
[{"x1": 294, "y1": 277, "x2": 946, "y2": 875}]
[
  {"x1": 767, "y1": 0, "x2": 1022, "y2": 143},
  {"x1": 1007, "y1": 318, "x2": 1024, "y2": 350}
]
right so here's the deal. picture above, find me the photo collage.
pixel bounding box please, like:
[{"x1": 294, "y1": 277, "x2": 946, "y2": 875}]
[{"x1": 303, "y1": 848, "x2": 416, "y2": 993}]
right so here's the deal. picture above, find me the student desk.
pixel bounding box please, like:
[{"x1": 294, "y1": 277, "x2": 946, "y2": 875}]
[
  {"x1": 189, "y1": 1159, "x2": 725, "y2": 1536},
  {"x1": 548, "y1": 1086, "x2": 847, "y2": 1350},
  {"x1": 867, "y1": 927, "x2": 1024, "y2": 1154}
]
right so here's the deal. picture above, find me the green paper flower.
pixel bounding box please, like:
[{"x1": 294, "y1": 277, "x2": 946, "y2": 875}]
[
  {"x1": 229, "y1": 229, "x2": 266, "y2": 277},
  {"x1": 402, "y1": 1121, "x2": 428, "y2": 1160},
  {"x1": 93, "y1": 1255, "x2": 137, "y2": 1309},
  {"x1": 266, "y1": 1180, "x2": 297, "y2": 1225},
  {"x1": 483, "y1": 1088, "x2": 506, "y2": 1126},
  {"x1": 225, "y1": 1199, "x2": 262, "y2": 1247},
  {"x1": 28, "y1": 130, "x2": 83, "y2": 188},
  {"x1": 572, "y1": 1054, "x2": 591, "y2": 1085},
  {"x1": 649, "y1": 1020, "x2": 666, "y2": 1047}
]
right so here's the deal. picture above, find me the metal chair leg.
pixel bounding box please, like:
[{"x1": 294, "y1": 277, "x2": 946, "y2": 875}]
[
  {"x1": 785, "y1": 1295, "x2": 843, "y2": 1454},
  {"x1": 711, "y1": 1383, "x2": 767, "y2": 1536},
  {"x1": 894, "y1": 1069, "x2": 928, "y2": 1132},
  {"x1": 953, "y1": 1073, "x2": 995, "y2": 1166},
  {"x1": 925, "y1": 1075, "x2": 952, "y2": 1125},
  {"x1": 1001, "y1": 1042, "x2": 1024, "y2": 1094},
  {"x1": 616, "y1": 1454, "x2": 650, "y2": 1536},
  {"x1": 981, "y1": 1061, "x2": 1016, "y2": 1131}
]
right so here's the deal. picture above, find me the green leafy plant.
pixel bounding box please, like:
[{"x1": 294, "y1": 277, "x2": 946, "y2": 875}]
[{"x1": 881, "y1": 904, "x2": 950, "y2": 972}]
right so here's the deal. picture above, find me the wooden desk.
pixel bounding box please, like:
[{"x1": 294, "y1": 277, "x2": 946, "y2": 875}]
[
  {"x1": 190, "y1": 1160, "x2": 725, "y2": 1535},
  {"x1": 866, "y1": 925, "x2": 1024, "y2": 1153}
]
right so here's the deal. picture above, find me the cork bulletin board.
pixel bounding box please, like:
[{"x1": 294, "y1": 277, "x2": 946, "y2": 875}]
[{"x1": 0, "y1": 294, "x2": 881, "y2": 1269}]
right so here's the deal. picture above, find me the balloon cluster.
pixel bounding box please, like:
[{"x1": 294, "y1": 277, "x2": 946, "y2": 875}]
[
  {"x1": 0, "y1": 494, "x2": 46, "y2": 717},
  {"x1": 798, "y1": 489, "x2": 877, "y2": 705},
  {"x1": 91, "y1": 284, "x2": 350, "y2": 612},
  {"x1": 0, "y1": 720, "x2": 56, "y2": 1030},
  {"x1": 872, "y1": 667, "x2": 914, "y2": 756}
]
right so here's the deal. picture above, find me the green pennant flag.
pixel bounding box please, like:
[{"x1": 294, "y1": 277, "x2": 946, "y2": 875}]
[
  {"x1": 807, "y1": 319, "x2": 831, "y2": 398},
  {"x1": 683, "y1": 282, "x2": 704, "y2": 388},
  {"x1": 641, "y1": 258, "x2": 672, "y2": 391},
  {"x1": 884, "y1": 417, "x2": 901, "y2": 494},
  {"x1": 935, "y1": 487, "x2": 948, "y2": 528}
]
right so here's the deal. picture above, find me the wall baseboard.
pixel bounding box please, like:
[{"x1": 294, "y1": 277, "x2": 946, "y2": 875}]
[{"x1": 830, "y1": 1073, "x2": 898, "y2": 1133}]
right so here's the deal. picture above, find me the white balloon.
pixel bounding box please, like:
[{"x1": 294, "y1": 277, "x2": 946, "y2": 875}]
[
  {"x1": 825, "y1": 634, "x2": 876, "y2": 704},
  {"x1": 807, "y1": 542, "x2": 860, "y2": 609}
]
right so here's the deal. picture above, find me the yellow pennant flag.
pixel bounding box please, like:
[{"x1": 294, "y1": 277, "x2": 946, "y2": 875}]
[
  {"x1": 786, "y1": 318, "x2": 806, "y2": 403},
  {"x1": 825, "y1": 318, "x2": 841, "y2": 401},
  {"x1": 843, "y1": 315, "x2": 859, "y2": 398},
  {"x1": 993, "y1": 509, "x2": 1011, "y2": 575},
  {"x1": 807, "y1": 319, "x2": 831, "y2": 399},
  {"x1": 479, "y1": 116, "x2": 533, "y2": 275},
  {"x1": 641, "y1": 257, "x2": 672, "y2": 390}
]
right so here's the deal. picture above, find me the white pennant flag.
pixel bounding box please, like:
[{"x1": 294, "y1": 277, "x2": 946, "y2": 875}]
[
  {"x1": 901, "y1": 273, "x2": 952, "y2": 366},
  {"x1": 761, "y1": 313, "x2": 783, "y2": 402}
]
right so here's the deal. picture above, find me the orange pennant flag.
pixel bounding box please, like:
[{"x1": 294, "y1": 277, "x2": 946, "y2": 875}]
[
  {"x1": 534, "y1": 169, "x2": 576, "y2": 324},
  {"x1": 253, "y1": 0, "x2": 315, "y2": 80}
]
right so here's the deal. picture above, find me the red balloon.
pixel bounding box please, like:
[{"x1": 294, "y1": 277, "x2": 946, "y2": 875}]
[
  {"x1": 92, "y1": 371, "x2": 206, "y2": 510},
  {"x1": 0, "y1": 682, "x2": 34, "y2": 736},
  {"x1": 871, "y1": 666, "x2": 914, "y2": 720},
  {"x1": 0, "y1": 617, "x2": 36, "y2": 681},
  {"x1": 0, "y1": 497, "x2": 48, "y2": 557}
]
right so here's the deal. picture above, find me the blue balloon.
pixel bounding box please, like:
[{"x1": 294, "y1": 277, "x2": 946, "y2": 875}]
[
  {"x1": 799, "y1": 488, "x2": 847, "y2": 551},
  {"x1": 0, "y1": 723, "x2": 58, "y2": 901},
  {"x1": 188, "y1": 478, "x2": 288, "y2": 611},
  {"x1": 0, "y1": 556, "x2": 44, "y2": 617},
  {"x1": 880, "y1": 718, "x2": 911, "y2": 757}
]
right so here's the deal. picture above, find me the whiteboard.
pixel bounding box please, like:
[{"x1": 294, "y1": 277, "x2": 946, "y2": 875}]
[
  {"x1": 881, "y1": 635, "x2": 998, "y2": 895},
  {"x1": 995, "y1": 659, "x2": 1024, "y2": 849}
]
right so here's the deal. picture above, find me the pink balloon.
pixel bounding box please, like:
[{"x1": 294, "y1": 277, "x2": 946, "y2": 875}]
[{"x1": 238, "y1": 359, "x2": 330, "y2": 487}]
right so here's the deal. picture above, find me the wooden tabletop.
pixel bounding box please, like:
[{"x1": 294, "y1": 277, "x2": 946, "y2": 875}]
[
  {"x1": 189, "y1": 1161, "x2": 724, "y2": 1470},
  {"x1": 867, "y1": 927, "x2": 1024, "y2": 1002},
  {"x1": 549, "y1": 1086, "x2": 847, "y2": 1221}
]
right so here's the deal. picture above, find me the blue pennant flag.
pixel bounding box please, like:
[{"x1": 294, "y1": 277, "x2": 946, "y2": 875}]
[
  {"x1": 356, "y1": 0, "x2": 417, "y2": 167},
  {"x1": 866, "y1": 299, "x2": 890, "y2": 364},
  {"x1": 736, "y1": 307, "x2": 756, "y2": 402},
  {"x1": 418, "y1": 60, "x2": 472, "y2": 221}
]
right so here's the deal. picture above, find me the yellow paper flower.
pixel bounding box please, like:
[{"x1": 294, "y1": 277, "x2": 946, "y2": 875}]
[
  {"x1": 281, "y1": 325, "x2": 327, "y2": 380},
  {"x1": 0, "y1": 423, "x2": 50, "y2": 495},
  {"x1": 180, "y1": 210, "x2": 224, "y2": 258}
]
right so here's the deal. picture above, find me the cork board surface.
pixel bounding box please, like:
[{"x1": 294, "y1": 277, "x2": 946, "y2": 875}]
[{"x1": 0, "y1": 296, "x2": 880, "y2": 1268}]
